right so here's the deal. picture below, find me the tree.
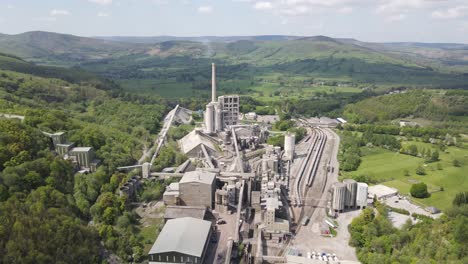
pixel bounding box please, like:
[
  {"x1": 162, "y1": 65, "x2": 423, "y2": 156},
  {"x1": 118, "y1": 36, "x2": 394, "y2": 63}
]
[
  {"x1": 403, "y1": 169, "x2": 410, "y2": 176},
  {"x1": 410, "y1": 183, "x2": 429, "y2": 198},
  {"x1": 453, "y1": 192, "x2": 468, "y2": 207},
  {"x1": 430, "y1": 150, "x2": 439, "y2": 162},
  {"x1": 415, "y1": 165, "x2": 426, "y2": 175}
]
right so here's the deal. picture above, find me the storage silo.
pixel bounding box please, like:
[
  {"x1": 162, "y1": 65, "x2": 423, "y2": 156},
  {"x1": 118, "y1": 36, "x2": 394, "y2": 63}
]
[
  {"x1": 205, "y1": 103, "x2": 215, "y2": 134},
  {"x1": 214, "y1": 103, "x2": 223, "y2": 132},
  {"x1": 284, "y1": 132, "x2": 296, "y2": 161},
  {"x1": 343, "y1": 179, "x2": 357, "y2": 209},
  {"x1": 332, "y1": 183, "x2": 347, "y2": 212},
  {"x1": 356, "y1": 182, "x2": 368, "y2": 209}
]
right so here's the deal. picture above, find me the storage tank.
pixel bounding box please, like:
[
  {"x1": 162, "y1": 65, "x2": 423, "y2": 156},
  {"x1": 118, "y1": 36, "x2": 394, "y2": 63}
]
[
  {"x1": 332, "y1": 183, "x2": 347, "y2": 212},
  {"x1": 284, "y1": 132, "x2": 296, "y2": 160},
  {"x1": 356, "y1": 182, "x2": 369, "y2": 209},
  {"x1": 343, "y1": 179, "x2": 357, "y2": 209},
  {"x1": 214, "y1": 103, "x2": 223, "y2": 132},
  {"x1": 205, "y1": 103, "x2": 215, "y2": 134}
]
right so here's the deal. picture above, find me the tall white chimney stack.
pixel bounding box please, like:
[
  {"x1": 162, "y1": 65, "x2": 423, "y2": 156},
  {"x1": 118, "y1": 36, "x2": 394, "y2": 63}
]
[{"x1": 211, "y1": 63, "x2": 216, "y2": 102}]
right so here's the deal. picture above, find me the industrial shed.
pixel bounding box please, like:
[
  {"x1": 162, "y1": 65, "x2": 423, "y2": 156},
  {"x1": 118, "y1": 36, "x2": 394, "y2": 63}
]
[
  {"x1": 178, "y1": 130, "x2": 220, "y2": 158},
  {"x1": 149, "y1": 217, "x2": 212, "y2": 264},
  {"x1": 368, "y1": 184, "x2": 398, "y2": 200}
]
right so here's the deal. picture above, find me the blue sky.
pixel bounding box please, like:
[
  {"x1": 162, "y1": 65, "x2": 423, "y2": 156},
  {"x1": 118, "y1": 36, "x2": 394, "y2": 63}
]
[{"x1": 1, "y1": 0, "x2": 468, "y2": 43}]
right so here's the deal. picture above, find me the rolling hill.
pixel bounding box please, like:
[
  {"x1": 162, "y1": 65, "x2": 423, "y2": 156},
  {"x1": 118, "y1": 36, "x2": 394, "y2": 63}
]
[
  {"x1": 1, "y1": 31, "x2": 468, "y2": 97},
  {"x1": 0, "y1": 31, "x2": 143, "y2": 66}
]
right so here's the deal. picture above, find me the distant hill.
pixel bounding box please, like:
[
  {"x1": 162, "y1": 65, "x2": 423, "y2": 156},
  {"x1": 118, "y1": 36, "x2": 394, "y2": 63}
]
[
  {"x1": 0, "y1": 52, "x2": 102, "y2": 83},
  {"x1": 1, "y1": 31, "x2": 468, "y2": 88},
  {"x1": 0, "y1": 31, "x2": 142, "y2": 66},
  {"x1": 95, "y1": 35, "x2": 301, "y2": 44}
]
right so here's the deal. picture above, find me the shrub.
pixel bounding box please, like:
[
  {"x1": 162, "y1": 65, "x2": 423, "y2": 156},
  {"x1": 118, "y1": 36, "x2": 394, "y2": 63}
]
[{"x1": 410, "y1": 182, "x2": 429, "y2": 198}]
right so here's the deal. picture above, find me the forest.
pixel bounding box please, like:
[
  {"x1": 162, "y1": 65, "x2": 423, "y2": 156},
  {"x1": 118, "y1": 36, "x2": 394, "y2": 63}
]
[
  {"x1": 349, "y1": 197, "x2": 468, "y2": 263},
  {"x1": 0, "y1": 68, "x2": 170, "y2": 263}
]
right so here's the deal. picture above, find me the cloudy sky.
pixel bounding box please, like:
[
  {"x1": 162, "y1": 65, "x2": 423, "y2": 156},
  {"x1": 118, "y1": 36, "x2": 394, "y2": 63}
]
[{"x1": 1, "y1": 0, "x2": 468, "y2": 43}]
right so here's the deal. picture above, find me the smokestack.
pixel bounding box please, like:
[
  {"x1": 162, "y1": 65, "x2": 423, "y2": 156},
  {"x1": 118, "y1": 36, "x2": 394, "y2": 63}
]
[{"x1": 212, "y1": 63, "x2": 216, "y2": 102}]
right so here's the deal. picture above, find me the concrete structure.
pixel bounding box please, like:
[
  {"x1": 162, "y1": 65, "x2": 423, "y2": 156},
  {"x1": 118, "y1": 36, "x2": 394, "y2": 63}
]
[
  {"x1": 331, "y1": 183, "x2": 347, "y2": 212},
  {"x1": 204, "y1": 103, "x2": 215, "y2": 134},
  {"x1": 50, "y1": 132, "x2": 67, "y2": 147},
  {"x1": 179, "y1": 170, "x2": 216, "y2": 208},
  {"x1": 218, "y1": 95, "x2": 239, "y2": 127},
  {"x1": 163, "y1": 183, "x2": 180, "y2": 206},
  {"x1": 284, "y1": 132, "x2": 296, "y2": 161},
  {"x1": 356, "y1": 182, "x2": 368, "y2": 209},
  {"x1": 399, "y1": 120, "x2": 418, "y2": 127},
  {"x1": 368, "y1": 184, "x2": 398, "y2": 200},
  {"x1": 56, "y1": 142, "x2": 75, "y2": 156},
  {"x1": 164, "y1": 206, "x2": 207, "y2": 222},
  {"x1": 343, "y1": 179, "x2": 357, "y2": 209},
  {"x1": 69, "y1": 147, "x2": 96, "y2": 170},
  {"x1": 149, "y1": 217, "x2": 212, "y2": 264},
  {"x1": 178, "y1": 130, "x2": 220, "y2": 158},
  {"x1": 203, "y1": 63, "x2": 240, "y2": 134},
  {"x1": 244, "y1": 112, "x2": 257, "y2": 120},
  {"x1": 168, "y1": 106, "x2": 193, "y2": 125}
]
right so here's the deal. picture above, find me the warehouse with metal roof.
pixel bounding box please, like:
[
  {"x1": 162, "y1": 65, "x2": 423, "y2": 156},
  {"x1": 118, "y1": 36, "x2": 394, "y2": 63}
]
[{"x1": 149, "y1": 217, "x2": 213, "y2": 264}]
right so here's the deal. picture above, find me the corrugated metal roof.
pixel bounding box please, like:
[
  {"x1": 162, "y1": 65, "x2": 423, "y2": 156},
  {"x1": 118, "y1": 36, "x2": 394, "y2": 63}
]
[{"x1": 149, "y1": 217, "x2": 211, "y2": 257}]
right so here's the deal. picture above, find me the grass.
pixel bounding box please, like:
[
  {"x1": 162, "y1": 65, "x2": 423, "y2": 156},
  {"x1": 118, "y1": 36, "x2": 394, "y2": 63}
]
[
  {"x1": 118, "y1": 79, "x2": 210, "y2": 98},
  {"x1": 136, "y1": 217, "x2": 165, "y2": 254},
  {"x1": 343, "y1": 141, "x2": 468, "y2": 210}
]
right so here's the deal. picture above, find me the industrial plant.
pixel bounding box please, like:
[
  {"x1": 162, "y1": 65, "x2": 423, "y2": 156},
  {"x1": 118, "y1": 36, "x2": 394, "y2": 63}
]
[{"x1": 107, "y1": 63, "x2": 356, "y2": 264}]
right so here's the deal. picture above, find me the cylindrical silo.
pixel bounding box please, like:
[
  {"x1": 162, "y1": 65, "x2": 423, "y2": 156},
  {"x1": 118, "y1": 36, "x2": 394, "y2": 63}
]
[
  {"x1": 356, "y1": 182, "x2": 369, "y2": 209},
  {"x1": 214, "y1": 103, "x2": 223, "y2": 132},
  {"x1": 284, "y1": 132, "x2": 296, "y2": 160},
  {"x1": 205, "y1": 103, "x2": 214, "y2": 134},
  {"x1": 343, "y1": 179, "x2": 357, "y2": 209},
  {"x1": 332, "y1": 183, "x2": 347, "y2": 212}
]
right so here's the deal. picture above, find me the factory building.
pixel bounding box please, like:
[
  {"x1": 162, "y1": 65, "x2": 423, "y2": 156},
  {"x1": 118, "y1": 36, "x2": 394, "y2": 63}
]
[
  {"x1": 356, "y1": 183, "x2": 368, "y2": 209},
  {"x1": 343, "y1": 179, "x2": 357, "y2": 209},
  {"x1": 49, "y1": 132, "x2": 67, "y2": 148},
  {"x1": 56, "y1": 142, "x2": 75, "y2": 156},
  {"x1": 204, "y1": 63, "x2": 240, "y2": 134},
  {"x1": 69, "y1": 147, "x2": 99, "y2": 172},
  {"x1": 178, "y1": 170, "x2": 216, "y2": 209},
  {"x1": 218, "y1": 95, "x2": 239, "y2": 127},
  {"x1": 178, "y1": 129, "x2": 221, "y2": 158},
  {"x1": 284, "y1": 132, "x2": 295, "y2": 161},
  {"x1": 149, "y1": 217, "x2": 212, "y2": 264},
  {"x1": 331, "y1": 182, "x2": 347, "y2": 212}
]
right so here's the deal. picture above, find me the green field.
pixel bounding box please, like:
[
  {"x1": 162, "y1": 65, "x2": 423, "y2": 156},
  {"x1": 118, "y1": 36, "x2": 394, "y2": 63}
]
[{"x1": 343, "y1": 142, "x2": 468, "y2": 210}]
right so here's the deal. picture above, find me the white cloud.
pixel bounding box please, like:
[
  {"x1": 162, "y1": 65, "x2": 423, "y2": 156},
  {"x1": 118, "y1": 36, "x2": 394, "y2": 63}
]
[
  {"x1": 50, "y1": 9, "x2": 70, "y2": 16},
  {"x1": 33, "y1": 17, "x2": 57, "y2": 22},
  {"x1": 337, "y1": 7, "x2": 353, "y2": 14},
  {"x1": 387, "y1": 13, "x2": 406, "y2": 22},
  {"x1": 198, "y1": 6, "x2": 213, "y2": 13},
  {"x1": 254, "y1": 2, "x2": 273, "y2": 10},
  {"x1": 7, "y1": 4, "x2": 14, "y2": 9},
  {"x1": 432, "y1": 6, "x2": 468, "y2": 19},
  {"x1": 98, "y1": 12, "x2": 110, "y2": 17},
  {"x1": 88, "y1": 0, "x2": 113, "y2": 5}
]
